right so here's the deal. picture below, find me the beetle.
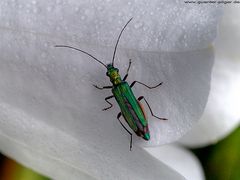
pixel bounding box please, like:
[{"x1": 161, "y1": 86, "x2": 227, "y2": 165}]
[{"x1": 55, "y1": 18, "x2": 167, "y2": 150}]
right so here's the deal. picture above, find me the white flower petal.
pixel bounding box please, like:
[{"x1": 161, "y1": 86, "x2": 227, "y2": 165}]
[
  {"x1": 145, "y1": 145, "x2": 205, "y2": 180},
  {"x1": 0, "y1": 30, "x2": 214, "y2": 147},
  {"x1": 180, "y1": 6, "x2": 240, "y2": 147},
  {"x1": 0, "y1": 103, "x2": 185, "y2": 180}
]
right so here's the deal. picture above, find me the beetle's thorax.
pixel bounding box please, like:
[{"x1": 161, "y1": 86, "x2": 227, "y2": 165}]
[{"x1": 106, "y1": 64, "x2": 122, "y2": 86}]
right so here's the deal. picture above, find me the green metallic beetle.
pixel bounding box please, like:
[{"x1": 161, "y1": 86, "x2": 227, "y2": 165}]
[{"x1": 55, "y1": 18, "x2": 167, "y2": 150}]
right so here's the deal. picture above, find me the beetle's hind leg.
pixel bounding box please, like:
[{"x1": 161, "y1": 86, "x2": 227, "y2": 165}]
[
  {"x1": 138, "y1": 96, "x2": 167, "y2": 121},
  {"x1": 117, "y1": 112, "x2": 133, "y2": 151},
  {"x1": 102, "y1": 95, "x2": 114, "y2": 111}
]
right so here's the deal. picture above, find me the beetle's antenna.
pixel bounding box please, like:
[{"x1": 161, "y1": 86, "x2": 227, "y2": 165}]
[
  {"x1": 112, "y1": 18, "x2": 133, "y2": 66},
  {"x1": 55, "y1": 45, "x2": 107, "y2": 68}
]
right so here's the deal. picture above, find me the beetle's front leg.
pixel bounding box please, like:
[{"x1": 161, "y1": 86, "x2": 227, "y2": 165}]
[
  {"x1": 123, "y1": 59, "x2": 132, "y2": 81},
  {"x1": 130, "y1": 81, "x2": 162, "y2": 89},
  {"x1": 102, "y1": 95, "x2": 114, "y2": 111},
  {"x1": 93, "y1": 84, "x2": 113, "y2": 90}
]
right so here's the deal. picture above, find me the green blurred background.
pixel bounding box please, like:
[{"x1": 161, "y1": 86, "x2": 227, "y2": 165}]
[
  {"x1": 0, "y1": 126, "x2": 239, "y2": 180},
  {"x1": 0, "y1": 153, "x2": 50, "y2": 180},
  {"x1": 193, "y1": 126, "x2": 240, "y2": 180}
]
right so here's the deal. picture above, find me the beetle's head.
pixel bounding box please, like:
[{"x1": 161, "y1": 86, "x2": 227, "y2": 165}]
[{"x1": 106, "y1": 64, "x2": 121, "y2": 85}]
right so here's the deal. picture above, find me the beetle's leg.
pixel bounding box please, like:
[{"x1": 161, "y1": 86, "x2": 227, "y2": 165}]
[
  {"x1": 123, "y1": 59, "x2": 132, "y2": 81},
  {"x1": 117, "y1": 112, "x2": 133, "y2": 151},
  {"x1": 102, "y1": 95, "x2": 114, "y2": 111},
  {"x1": 130, "y1": 81, "x2": 163, "y2": 89},
  {"x1": 93, "y1": 84, "x2": 112, "y2": 90},
  {"x1": 138, "y1": 96, "x2": 167, "y2": 120}
]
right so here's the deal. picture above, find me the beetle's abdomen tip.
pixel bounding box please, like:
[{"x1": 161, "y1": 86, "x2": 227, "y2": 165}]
[{"x1": 143, "y1": 133, "x2": 150, "y2": 141}]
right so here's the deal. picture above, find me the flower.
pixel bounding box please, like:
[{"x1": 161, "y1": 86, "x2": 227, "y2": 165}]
[{"x1": 0, "y1": 1, "x2": 225, "y2": 179}]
